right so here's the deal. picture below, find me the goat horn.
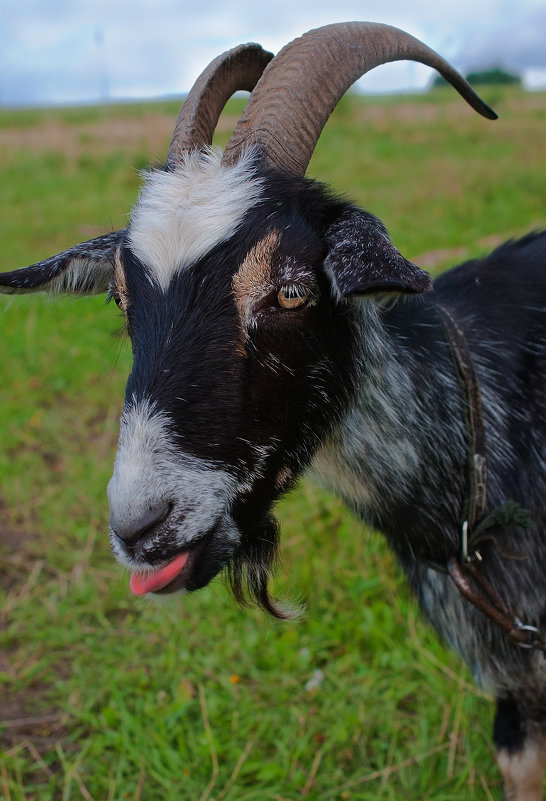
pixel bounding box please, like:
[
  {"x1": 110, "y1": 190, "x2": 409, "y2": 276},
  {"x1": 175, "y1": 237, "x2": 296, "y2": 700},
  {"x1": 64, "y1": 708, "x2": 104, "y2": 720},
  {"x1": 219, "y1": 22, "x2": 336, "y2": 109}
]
[
  {"x1": 165, "y1": 42, "x2": 274, "y2": 169},
  {"x1": 222, "y1": 22, "x2": 497, "y2": 175}
]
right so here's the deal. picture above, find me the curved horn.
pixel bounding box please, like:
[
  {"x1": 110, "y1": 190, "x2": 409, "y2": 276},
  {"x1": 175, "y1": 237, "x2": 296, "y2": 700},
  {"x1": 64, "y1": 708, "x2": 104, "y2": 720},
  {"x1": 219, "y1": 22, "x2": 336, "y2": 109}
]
[
  {"x1": 165, "y1": 43, "x2": 273, "y2": 169},
  {"x1": 222, "y1": 22, "x2": 497, "y2": 175}
]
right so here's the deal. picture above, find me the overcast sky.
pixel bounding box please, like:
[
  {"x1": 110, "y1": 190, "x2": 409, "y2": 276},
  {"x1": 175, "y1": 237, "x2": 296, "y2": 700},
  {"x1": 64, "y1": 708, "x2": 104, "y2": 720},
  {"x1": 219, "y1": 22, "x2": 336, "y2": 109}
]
[{"x1": 1, "y1": 0, "x2": 545, "y2": 107}]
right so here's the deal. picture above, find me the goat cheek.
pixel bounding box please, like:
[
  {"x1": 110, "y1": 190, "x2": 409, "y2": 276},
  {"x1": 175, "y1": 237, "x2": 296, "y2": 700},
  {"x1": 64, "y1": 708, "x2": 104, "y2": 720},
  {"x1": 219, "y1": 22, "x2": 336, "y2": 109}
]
[{"x1": 255, "y1": 323, "x2": 317, "y2": 371}]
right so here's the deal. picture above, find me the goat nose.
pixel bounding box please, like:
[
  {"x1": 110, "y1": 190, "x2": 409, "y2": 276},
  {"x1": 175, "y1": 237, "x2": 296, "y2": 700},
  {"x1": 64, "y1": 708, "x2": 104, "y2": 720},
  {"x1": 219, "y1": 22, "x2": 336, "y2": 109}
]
[{"x1": 111, "y1": 502, "x2": 170, "y2": 547}]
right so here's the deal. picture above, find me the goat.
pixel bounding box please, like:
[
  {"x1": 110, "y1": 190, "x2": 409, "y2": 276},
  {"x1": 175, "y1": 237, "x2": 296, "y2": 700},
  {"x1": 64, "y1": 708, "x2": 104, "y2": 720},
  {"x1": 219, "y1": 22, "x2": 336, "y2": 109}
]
[{"x1": 1, "y1": 22, "x2": 545, "y2": 800}]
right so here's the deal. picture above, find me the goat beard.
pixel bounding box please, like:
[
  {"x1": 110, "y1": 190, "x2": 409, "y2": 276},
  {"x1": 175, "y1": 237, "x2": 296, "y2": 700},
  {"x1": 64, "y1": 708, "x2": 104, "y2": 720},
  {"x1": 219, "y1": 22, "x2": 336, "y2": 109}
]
[{"x1": 226, "y1": 514, "x2": 298, "y2": 620}]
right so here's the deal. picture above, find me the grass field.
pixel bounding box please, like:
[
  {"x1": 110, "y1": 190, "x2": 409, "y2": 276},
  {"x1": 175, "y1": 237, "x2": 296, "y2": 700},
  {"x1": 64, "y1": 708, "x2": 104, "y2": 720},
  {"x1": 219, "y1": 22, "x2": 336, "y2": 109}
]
[{"x1": 0, "y1": 86, "x2": 545, "y2": 801}]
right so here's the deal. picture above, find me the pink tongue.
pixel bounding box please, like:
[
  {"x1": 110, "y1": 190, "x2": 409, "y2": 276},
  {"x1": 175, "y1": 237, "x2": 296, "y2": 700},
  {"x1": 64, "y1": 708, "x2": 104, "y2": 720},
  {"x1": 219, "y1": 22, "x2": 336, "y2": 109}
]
[{"x1": 130, "y1": 553, "x2": 189, "y2": 596}]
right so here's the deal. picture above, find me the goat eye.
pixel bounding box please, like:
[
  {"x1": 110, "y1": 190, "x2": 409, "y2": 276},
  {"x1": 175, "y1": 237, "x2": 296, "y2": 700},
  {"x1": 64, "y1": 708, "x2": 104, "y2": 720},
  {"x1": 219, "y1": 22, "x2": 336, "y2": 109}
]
[
  {"x1": 277, "y1": 284, "x2": 311, "y2": 309},
  {"x1": 111, "y1": 291, "x2": 126, "y2": 312},
  {"x1": 108, "y1": 284, "x2": 125, "y2": 311}
]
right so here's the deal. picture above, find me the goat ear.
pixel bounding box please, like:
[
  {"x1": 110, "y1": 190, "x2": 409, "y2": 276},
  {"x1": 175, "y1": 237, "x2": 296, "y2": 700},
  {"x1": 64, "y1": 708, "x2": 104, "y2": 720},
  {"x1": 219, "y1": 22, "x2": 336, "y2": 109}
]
[
  {"x1": 0, "y1": 230, "x2": 124, "y2": 295},
  {"x1": 324, "y1": 210, "x2": 431, "y2": 297}
]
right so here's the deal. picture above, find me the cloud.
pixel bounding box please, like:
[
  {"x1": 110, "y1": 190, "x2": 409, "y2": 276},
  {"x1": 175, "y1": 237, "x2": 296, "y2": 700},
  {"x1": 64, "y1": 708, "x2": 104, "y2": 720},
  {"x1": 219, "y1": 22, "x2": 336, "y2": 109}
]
[
  {"x1": 453, "y1": 3, "x2": 546, "y2": 72},
  {"x1": 1, "y1": 0, "x2": 544, "y2": 106}
]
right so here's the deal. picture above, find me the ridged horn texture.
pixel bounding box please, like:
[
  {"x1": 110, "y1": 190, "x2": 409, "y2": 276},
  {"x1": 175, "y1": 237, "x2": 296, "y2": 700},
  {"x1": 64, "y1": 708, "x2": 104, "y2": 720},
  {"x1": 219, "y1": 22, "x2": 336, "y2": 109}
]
[
  {"x1": 222, "y1": 22, "x2": 498, "y2": 176},
  {"x1": 166, "y1": 43, "x2": 274, "y2": 169}
]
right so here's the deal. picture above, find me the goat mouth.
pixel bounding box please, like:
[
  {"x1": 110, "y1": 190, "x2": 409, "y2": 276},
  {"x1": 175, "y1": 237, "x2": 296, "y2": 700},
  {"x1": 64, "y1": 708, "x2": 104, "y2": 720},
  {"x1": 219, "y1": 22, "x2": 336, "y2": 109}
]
[
  {"x1": 129, "y1": 534, "x2": 210, "y2": 595},
  {"x1": 130, "y1": 551, "x2": 190, "y2": 595},
  {"x1": 127, "y1": 521, "x2": 235, "y2": 596}
]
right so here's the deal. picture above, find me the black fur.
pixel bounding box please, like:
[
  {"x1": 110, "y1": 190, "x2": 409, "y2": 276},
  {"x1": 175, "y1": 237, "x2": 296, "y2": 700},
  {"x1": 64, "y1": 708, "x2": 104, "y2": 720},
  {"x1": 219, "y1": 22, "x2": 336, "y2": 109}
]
[{"x1": 495, "y1": 696, "x2": 526, "y2": 755}]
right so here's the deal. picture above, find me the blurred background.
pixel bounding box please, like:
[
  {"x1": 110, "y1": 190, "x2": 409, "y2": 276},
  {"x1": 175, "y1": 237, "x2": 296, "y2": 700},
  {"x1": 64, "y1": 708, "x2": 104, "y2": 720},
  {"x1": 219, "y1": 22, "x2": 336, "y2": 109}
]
[
  {"x1": 1, "y1": 0, "x2": 546, "y2": 108},
  {"x1": 1, "y1": 3, "x2": 545, "y2": 800}
]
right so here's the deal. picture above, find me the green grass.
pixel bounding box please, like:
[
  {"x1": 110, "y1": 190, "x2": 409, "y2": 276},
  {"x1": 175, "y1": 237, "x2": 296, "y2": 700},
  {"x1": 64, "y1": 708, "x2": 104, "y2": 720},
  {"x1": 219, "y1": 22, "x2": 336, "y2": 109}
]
[{"x1": 1, "y1": 87, "x2": 545, "y2": 800}]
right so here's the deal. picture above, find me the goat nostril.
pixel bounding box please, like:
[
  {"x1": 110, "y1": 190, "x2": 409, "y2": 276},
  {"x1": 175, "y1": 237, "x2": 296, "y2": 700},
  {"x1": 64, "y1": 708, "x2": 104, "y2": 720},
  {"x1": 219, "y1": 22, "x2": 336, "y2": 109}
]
[{"x1": 112, "y1": 502, "x2": 171, "y2": 547}]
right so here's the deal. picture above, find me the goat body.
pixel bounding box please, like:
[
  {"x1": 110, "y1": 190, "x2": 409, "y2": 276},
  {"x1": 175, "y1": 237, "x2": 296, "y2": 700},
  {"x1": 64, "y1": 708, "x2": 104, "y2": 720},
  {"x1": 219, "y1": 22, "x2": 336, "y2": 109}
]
[{"x1": 1, "y1": 23, "x2": 545, "y2": 800}]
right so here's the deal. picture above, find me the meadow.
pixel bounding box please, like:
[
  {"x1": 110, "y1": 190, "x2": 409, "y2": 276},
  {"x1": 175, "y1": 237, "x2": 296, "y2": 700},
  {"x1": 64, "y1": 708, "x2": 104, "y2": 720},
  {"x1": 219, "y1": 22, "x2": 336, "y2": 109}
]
[{"x1": 0, "y1": 86, "x2": 545, "y2": 800}]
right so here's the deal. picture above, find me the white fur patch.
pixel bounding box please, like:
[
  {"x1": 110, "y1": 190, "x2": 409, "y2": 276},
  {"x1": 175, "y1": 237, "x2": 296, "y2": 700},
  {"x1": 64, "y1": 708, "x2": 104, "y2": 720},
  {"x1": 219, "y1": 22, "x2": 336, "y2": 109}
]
[
  {"x1": 497, "y1": 741, "x2": 546, "y2": 801},
  {"x1": 50, "y1": 257, "x2": 113, "y2": 294},
  {"x1": 128, "y1": 148, "x2": 264, "y2": 291},
  {"x1": 108, "y1": 398, "x2": 239, "y2": 569}
]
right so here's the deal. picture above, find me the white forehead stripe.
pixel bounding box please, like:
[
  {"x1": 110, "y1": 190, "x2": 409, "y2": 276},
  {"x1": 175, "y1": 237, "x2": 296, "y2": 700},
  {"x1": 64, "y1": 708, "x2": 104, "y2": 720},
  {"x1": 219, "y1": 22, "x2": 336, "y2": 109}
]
[{"x1": 128, "y1": 148, "x2": 264, "y2": 291}]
